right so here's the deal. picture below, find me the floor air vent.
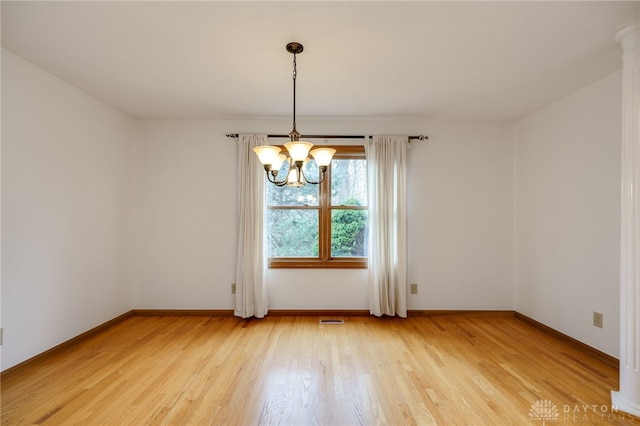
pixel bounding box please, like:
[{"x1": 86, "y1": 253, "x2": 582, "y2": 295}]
[{"x1": 319, "y1": 319, "x2": 345, "y2": 325}]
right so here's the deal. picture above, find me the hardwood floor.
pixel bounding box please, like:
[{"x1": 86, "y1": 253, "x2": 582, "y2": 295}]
[{"x1": 1, "y1": 313, "x2": 633, "y2": 425}]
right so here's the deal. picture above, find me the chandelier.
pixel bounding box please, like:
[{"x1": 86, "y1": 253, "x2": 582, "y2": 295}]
[{"x1": 252, "y1": 42, "x2": 336, "y2": 187}]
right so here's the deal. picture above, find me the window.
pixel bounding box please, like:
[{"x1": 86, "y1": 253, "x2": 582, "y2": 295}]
[{"x1": 266, "y1": 145, "x2": 367, "y2": 268}]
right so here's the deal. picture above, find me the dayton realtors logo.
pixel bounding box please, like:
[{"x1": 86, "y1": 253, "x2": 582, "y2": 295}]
[
  {"x1": 529, "y1": 399, "x2": 559, "y2": 425},
  {"x1": 529, "y1": 399, "x2": 637, "y2": 423}
]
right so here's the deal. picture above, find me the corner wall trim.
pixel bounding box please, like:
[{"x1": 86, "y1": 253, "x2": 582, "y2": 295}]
[
  {"x1": 0, "y1": 310, "x2": 135, "y2": 379},
  {"x1": 514, "y1": 312, "x2": 619, "y2": 369},
  {"x1": 132, "y1": 309, "x2": 234, "y2": 316},
  {"x1": 408, "y1": 310, "x2": 514, "y2": 317},
  {"x1": 267, "y1": 309, "x2": 370, "y2": 316}
]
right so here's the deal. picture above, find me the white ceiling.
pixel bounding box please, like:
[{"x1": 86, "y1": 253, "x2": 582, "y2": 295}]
[{"x1": 1, "y1": 1, "x2": 638, "y2": 122}]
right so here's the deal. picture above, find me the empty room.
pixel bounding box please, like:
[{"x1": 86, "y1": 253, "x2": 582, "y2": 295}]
[{"x1": 2, "y1": 1, "x2": 640, "y2": 425}]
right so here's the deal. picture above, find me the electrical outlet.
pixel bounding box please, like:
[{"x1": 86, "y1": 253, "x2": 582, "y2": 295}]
[
  {"x1": 410, "y1": 283, "x2": 418, "y2": 295},
  {"x1": 593, "y1": 311, "x2": 603, "y2": 328},
  {"x1": 231, "y1": 283, "x2": 236, "y2": 294},
  {"x1": 0, "y1": 328, "x2": 3, "y2": 345}
]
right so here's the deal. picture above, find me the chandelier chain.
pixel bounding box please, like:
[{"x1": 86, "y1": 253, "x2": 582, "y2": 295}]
[
  {"x1": 293, "y1": 53, "x2": 297, "y2": 81},
  {"x1": 291, "y1": 52, "x2": 297, "y2": 136}
]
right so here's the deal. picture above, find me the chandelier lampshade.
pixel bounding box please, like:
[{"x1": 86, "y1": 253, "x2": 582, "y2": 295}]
[
  {"x1": 310, "y1": 147, "x2": 337, "y2": 167},
  {"x1": 284, "y1": 141, "x2": 313, "y2": 162},
  {"x1": 253, "y1": 145, "x2": 282, "y2": 167}
]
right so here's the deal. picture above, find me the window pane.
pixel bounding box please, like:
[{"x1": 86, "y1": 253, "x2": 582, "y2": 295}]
[
  {"x1": 331, "y1": 209, "x2": 368, "y2": 257},
  {"x1": 331, "y1": 159, "x2": 367, "y2": 206},
  {"x1": 267, "y1": 209, "x2": 319, "y2": 257},
  {"x1": 266, "y1": 162, "x2": 320, "y2": 206}
]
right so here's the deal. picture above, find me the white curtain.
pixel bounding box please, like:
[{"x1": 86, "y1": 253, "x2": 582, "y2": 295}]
[
  {"x1": 234, "y1": 134, "x2": 268, "y2": 318},
  {"x1": 366, "y1": 135, "x2": 409, "y2": 317}
]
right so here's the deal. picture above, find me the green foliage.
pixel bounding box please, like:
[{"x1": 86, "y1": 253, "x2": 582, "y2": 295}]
[{"x1": 331, "y1": 198, "x2": 368, "y2": 257}]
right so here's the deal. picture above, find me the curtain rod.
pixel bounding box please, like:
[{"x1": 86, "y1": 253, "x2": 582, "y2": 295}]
[{"x1": 225, "y1": 133, "x2": 428, "y2": 141}]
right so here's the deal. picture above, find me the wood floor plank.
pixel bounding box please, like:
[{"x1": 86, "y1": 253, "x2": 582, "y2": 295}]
[{"x1": 1, "y1": 314, "x2": 636, "y2": 425}]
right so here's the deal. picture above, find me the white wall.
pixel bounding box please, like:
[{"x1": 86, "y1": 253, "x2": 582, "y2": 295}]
[
  {"x1": 135, "y1": 120, "x2": 237, "y2": 309},
  {"x1": 514, "y1": 71, "x2": 622, "y2": 357},
  {"x1": 408, "y1": 121, "x2": 513, "y2": 310},
  {"x1": 1, "y1": 49, "x2": 137, "y2": 370},
  {"x1": 135, "y1": 118, "x2": 514, "y2": 311}
]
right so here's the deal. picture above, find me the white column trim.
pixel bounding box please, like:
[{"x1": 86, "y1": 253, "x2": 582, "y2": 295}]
[{"x1": 612, "y1": 19, "x2": 640, "y2": 419}]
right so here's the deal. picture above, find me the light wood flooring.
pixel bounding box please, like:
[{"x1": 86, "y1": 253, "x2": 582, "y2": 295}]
[{"x1": 1, "y1": 313, "x2": 634, "y2": 425}]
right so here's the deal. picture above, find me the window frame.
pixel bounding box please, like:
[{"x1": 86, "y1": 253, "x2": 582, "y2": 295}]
[{"x1": 267, "y1": 145, "x2": 367, "y2": 269}]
